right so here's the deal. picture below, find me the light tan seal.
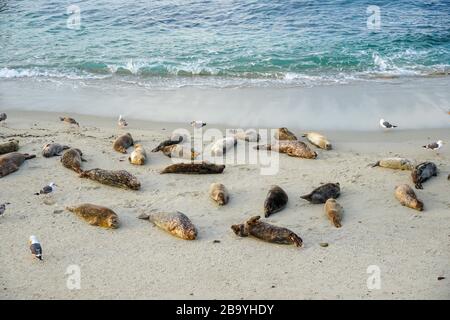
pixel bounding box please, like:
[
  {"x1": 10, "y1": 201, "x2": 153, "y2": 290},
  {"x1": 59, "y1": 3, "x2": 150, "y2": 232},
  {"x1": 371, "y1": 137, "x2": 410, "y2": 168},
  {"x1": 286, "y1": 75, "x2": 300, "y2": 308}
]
[
  {"x1": 371, "y1": 157, "x2": 415, "y2": 170},
  {"x1": 161, "y1": 144, "x2": 199, "y2": 160},
  {"x1": 80, "y1": 168, "x2": 141, "y2": 190},
  {"x1": 113, "y1": 133, "x2": 134, "y2": 154},
  {"x1": 324, "y1": 198, "x2": 343, "y2": 228},
  {"x1": 394, "y1": 184, "x2": 424, "y2": 211},
  {"x1": 0, "y1": 152, "x2": 36, "y2": 178},
  {"x1": 59, "y1": 116, "x2": 79, "y2": 126},
  {"x1": 138, "y1": 211, "x2": 197, "y2": 240},
  {"x1": 231, "y1": 216, "x2": 302, "y2": 247},
  {"x1": 42, "y1": 143, "x2": 70, "y2": 158},
  {"x1": 274, "y1": 127, "x2": 297, "y2": 141},
  {"x1": 61, "y1": 148, "x2": 85, "y2": 173},
  {"x1": 303, "y1": 132, "x2": 332, "y2": 150},
  {"x1": 128, "y1": 144, "x2": 147, "y2": 165},
  {"x1": 0, "y1": 140, "x2": 19, "y2": 155},
  {"x1": 66, "y1": 204, "x2": 119, "y2": 228},
  {"x1": 256, "y1": 141, "x2": 317, "y2": 159},
  {"x1": 209, "y1": 183, "x2": 229, "y2": 205},
  {"x1": 161, "y1": 162, "x2": 225, "y2": 174}
]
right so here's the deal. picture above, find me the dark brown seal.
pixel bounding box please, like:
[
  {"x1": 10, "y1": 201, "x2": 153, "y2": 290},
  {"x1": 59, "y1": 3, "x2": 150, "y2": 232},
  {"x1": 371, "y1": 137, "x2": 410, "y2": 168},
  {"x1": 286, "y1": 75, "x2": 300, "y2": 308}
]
[
  {"x1": 231, "y1": 216, "x2": 302, "y2": 247},
  {"x1": 301, "y1": 183, "x2": 340, "y2": 204},
  {"x1": 138, "y1": 211, "x2": 197, "y2": 240},
  {"x1": 161, "y1": 162, "x2": 225, "y2": 174},
  {"x1": 264, "y1": 185, "x2": 288, "y2": 217},
  {"x1": 274, "y1": 128, "x2": 297, "y2": 141},
  {"x1": 66, "y1": 203, "x2": 119, "y2": 228},
  {"x1": 394, "y1": 184, "x2": 424, "y2": 211},
  {"x1": 113, "y1": 133, "x2": 134, "y2": 154},
  {"x1": 411, "y1": 162, "x2": 437, "y2": 189},
  {"x1": 80, "y1": 168, "x2": 141, "y2": 190},
  {"x1": 0, "y1": 152, "x2": 36, "y2": 178},
  {"x1": 60, "y1": 148, "x2": 85, "y2": 173},
  {"x1": 42, "y1": 143, "x2": 70, "y2": 157},
  {"x1": 151, "y1": 136, "x2": 183, "y2": 152},
  {"x1": 0, "y1": 140, "x2": 19, "y2": 155}
]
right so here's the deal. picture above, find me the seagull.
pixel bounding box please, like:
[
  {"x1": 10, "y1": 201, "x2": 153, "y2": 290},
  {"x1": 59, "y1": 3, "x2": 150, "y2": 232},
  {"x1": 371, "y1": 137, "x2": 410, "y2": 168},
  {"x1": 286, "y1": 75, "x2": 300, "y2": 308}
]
[
  {"x1": 422, "y1": 140, "x2": 443, "y2": 152},
  {"x1": 0, "y1": 112, "x2": 7, "y2": 122},
  {"x1": 0, "y1": 202, "x2": 10, "y2": 216},
  {"x1": 29, "y1": 235, "x2": 43, "y2": 261},
  {"x1": 379, "y1": 118, "x2": 397, "y2": 129},
  {"x1": 190, "y1": 121, "x2": 206, "y2": 129},
  {"x1": 118, "y1": 115, "x2": 128, "y2": 128},
  {"x1": 35, "y1": 182, "x2": 57, "y2": 195}
]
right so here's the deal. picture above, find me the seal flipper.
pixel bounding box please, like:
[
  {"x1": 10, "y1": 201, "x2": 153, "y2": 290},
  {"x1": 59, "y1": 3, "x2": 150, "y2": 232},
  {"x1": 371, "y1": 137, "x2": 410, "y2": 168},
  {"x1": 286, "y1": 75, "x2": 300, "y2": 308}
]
[
  {"x1": 300, "y1": 193, "x2": 313, "y2": 202},
  {"x1": 231, "y1": 224, "x2": 248, "y2": 237},
  {"x1": 24, "y1": 154, "x2": 36, "y2": 160},
  {"x1": 371, "y1": 161, "x2": 380, "y2": 168},
  {"x1": 137, "y1": 213, "x2": 150, "y2": 220},
  {"x1": 289, "y1": 233, "x2": 303, "y2": 247}
]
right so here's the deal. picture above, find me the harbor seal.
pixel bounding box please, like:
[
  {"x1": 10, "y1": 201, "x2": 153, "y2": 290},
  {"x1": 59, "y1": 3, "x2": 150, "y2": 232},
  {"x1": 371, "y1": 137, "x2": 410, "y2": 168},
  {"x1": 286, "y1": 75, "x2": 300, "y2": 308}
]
[
  {"x1": 210, "y1": 137, "x2": 237, "y2": 156},
  {"x1": 231, "y1": 129, "x2": 260, "y2": 142},
  {"x1": 324, "y1": 199, "x2": 343, "y2": 228},
  {"x1": 256, "y1": 141, "x2": 317, "y2": 159},
  {"x1": 264, "y1": 185, "x2": 288, "y2": 217},
  {"x1": 301, "y1": 183, "x2": 340, "y2": 204},
  {"x1": 231, "y1": 216, "x2": 302, "y2": 247},
  {"x1": 151, "y1": 136, "x2": 183, "y2": 152},
  {"x1": 59, "y1": 116, "x2": 79, "y2": 126},
  {"x1": 371, "y1": 157, "x2": 415, "y2": 171},
  {"x1": 60, "y1": 148, "x2": 85, "y2": 173},
  {"x1": 42, "y1": 143, "x2": 70, "y2": 158},
  {"x1": 303, "y1": 132, "x2": 332, "y2": 150},
  {"x1": 113, "y1": 133, "x2": 134, "y2": 154},
  {"x1": 138, "y1": 211, "x2": 197, "y2": 240},
  {"x1": 161, "y1": 162, "x2": 225, "y2": 174},
  {"x1": 394, "y1": 184, "x2": 423, "y2": 211},
  {"x1": 66, "y1": 204, "x2": 119, "y2": 228},
  {"x1": 274, "y1": 127, "x2": 297, "y2": 141},
  {"x1": 80, "y1": 168, "x2": 141, "y2": 190},
  {"x1": 0, "y1": 140, "x2": 19, "y2": 155},
  {"x1": 128, "y1": 144, "x2": 147, "y2": 165},
  {"x1": 161, "y1": 144, "x2": 199, "y2": 160},
  {"x1": 209, "y1": 183, "x2": 229, "y2": 205},
  {"x1": 411, "y1": 162, "x2": 437, "y2": 189},
  {"x1": 0, "y1": 152, "x2": 36, "y2": 178}
]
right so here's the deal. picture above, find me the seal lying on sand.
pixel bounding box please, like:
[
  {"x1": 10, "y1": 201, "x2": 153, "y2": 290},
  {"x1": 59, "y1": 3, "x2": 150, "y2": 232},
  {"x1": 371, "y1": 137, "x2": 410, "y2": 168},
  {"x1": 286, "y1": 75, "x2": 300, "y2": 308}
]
[
  {"x1": 0, "y1": 152, "x2": 36, "y2": 178},
  {"x1": 264, "y1": 185, "x2": 288, "y2": 217},
  {"x1": 303, "y1": 132, "x2": 332, "y2": 150},
  {"x1": 411, "y1": 162, "x2": 437, "y2": 189},
  {"x1": 394, "y1": 184, "x2": 423, "y2": 211},
  {"x1": 161, "y1": 162, "x2": 225, "y2": 174},
  {"x1": 209, "y1": 183, "x2": 229, "y2": 205},
  {"x1": 210, "y1": 137, "x2": 237, "y2": 156},
  {"x1": 231, "y1": 216, "x2": 302, "y2": 247},
  {"x1": 255, "y1": 141, "x2": 317, "y2": 159},
  {"x1": 61, "y1": 148, "x2": 85, "y2": 173},
  {"x1": 371, "y1": 157, "x2": 415, "y2": 171},
  {"x1": 0, "y1": 140, "x2": 19, "y2": 155},
  {"x1": 59, "y1": 116, "x2": 79, "y2": 126},
  {"x1": 301, "y1": 183, "x2": 340, "y2": 204},
  {"x1": 113, "y1": 133, "x2": 134, "y2": 154},
  {"x1": 80, "y1": 168, "x2": 141, "y2": 190},
  {"x1": 42, "y1": 143, "x2": 70, "y2": 158},
  {"x1": 66, "y1": 204, "x2": 119, "y2": 228},
  {"x1": 138, "y1": 211, "x2": 197, "y2": 240},
  {"x1": 324, "y1": 199, "x2": 343, "y2": 228},
  {"x1": 231, "y1": 129, "x2": 260, "y2": 142},
  {"x1": 128, "y1": 144, "x2": 147, "y2": 165},
  {"x1": 274, "y1": 127, "x2": 297, "y2": 141},
  {"x1": 151, "y1": 136, "x2": 183, "y2": 152},
  {"x1": 161, "y1": 144, "x2": 199, "y2": 160}
]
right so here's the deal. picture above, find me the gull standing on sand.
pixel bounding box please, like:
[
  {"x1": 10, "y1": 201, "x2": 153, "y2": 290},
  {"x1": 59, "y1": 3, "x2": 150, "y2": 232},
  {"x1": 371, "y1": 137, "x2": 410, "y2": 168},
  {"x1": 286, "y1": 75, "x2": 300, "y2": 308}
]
[
  {"x1": 379, "y1": 118, "x2": 397, "y2": 129},
  {"x1": 191, "y1": 121, "x2": 206, "y2": 129},
  {"x1": 35, "y1": 182, "x2": 56, "y2": 195},
  {"x1": 29, "y1": 235, "x2": 43, "y2": 261},
  {"x1": 118, "y1": 115, "x2": 128, "y2": 128},
  {"x1": 422, "y1": 140, "x2": 443, "y2": 152},
  {"x1": 0, "y1": 202, "x2": 10, "y2": 217}
]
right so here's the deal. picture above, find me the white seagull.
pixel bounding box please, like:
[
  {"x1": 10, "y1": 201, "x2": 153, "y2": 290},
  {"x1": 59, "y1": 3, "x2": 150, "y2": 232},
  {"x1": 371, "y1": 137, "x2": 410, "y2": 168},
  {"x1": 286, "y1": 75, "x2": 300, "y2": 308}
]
[
  {"x1": 118, "y1": 115, "x2": 128, "y2": 128},
  {"x1": 0, "y1": 202, "x2": 10, "y2": 216},
  {"x1": 29, "y1": 235, "x2": 43, "y2": 261},
  {"x1": 379, "y1": 118, "x2": 397, "y2": 129},
  {"x1": 422, "y1": 140, "x2": 443, "y2": 152},
  {"x1": 190, "y1": 121, "x2": 206, "y2": 129},
  {"x1": 35, "y1": 182, "x2": 57, "y2": 195}
]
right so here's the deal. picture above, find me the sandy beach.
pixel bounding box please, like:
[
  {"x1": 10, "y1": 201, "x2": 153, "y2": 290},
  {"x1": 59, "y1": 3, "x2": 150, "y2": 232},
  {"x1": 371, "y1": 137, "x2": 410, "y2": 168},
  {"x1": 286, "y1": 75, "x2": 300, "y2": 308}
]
[{"x1": 0, "y1": 110, "x2": 449, "y2": 299}]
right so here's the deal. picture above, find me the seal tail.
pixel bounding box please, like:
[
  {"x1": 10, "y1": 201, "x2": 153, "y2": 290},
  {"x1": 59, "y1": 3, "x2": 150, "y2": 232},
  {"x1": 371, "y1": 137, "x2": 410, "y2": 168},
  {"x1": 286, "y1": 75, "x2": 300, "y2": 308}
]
[
  {"x1": 300, "y1": 193, "x2": 312, "y2": 202},
  {"x1": 24, "y1": 154, "x2": 36, "y2": 160},
  {"x1": 254, "y1": 144, "x2": 271, "y2": 151},
  {"x1": 137, "y1": 213, "x2": 150, "y2": 220},
  {"x1": 370, "y1": 161, "x2": 380, "y2": 168},
  {"x1": 65, "y1": 206, "x2": 75, "y2": 212},
  {"x1": 59, "y1": 117, "x2": 64, "y2": 122},
  {"x1": 289, "y1": 233, "x2": 303, "y2": 247}
]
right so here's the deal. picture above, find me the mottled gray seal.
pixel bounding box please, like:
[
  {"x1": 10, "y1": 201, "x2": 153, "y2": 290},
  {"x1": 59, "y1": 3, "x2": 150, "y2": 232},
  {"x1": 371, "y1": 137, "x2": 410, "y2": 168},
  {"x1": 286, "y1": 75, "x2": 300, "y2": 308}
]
[
  {"x1": 394, "y1": 184, "x2": 424, "y2": 211},
  {"x1": 0, "y1": 152, "x2": 36, "y2": 178},
  {"x1": 256, "y1": 141, "x2": 317, "y2": 159},
  {"x1": 66, "y1": 204, "x2": 119, "y2": 228},
  {"x1": 80, "y1": 168, "x2": 141, "y2": 190},
  {"x1": 60, "y1": 148, "x2": 85, "y2": 173},
  {"x1": 151, "y1": 136, "x2": 183, "y2": 152},
  {"x1": 59, "y1": 116, "x2": 79, "y2": 126},
  {"x1": 0, "y1": 140, "x2": 19, "y2": 155},
  {"x1": 231, "y1": 216, "x2": 302, "y2": 247},
  {"x1": 161, "y1": 162, "x2": 225, "y2": 174},
  {"x1": 113, "y1": 133, "x2": 134, "y2": 154},
  {"x1": 42, "y1": 143, "x2": 70, "y2": 158},
  {"x1": 138, "y1": 211, "x2": 197, "y2": 240},
  {"x1": 324, "y1": 198, "x2": 343, "y2": 228},
  {"x1": 264, "y1": 185, "x2": 288, "y2": 217},
  {"x1": 209, "y1": 183, "x2": 229, "y2": 205},
  {"x1": 301, "y1": 183, "x2": 340, "y2": 204},
  {"x1": 411, "y1": 162, "x2": 437, "y2": 189},
  {"x1": 302, "y1": 132, "x2": 332, "y2": 150}
]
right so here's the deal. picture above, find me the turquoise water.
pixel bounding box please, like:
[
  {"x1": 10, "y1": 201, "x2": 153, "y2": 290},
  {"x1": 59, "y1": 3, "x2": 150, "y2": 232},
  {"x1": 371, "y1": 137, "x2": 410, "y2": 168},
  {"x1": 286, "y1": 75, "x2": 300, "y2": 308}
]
[{"x1": 1, "y1": 0, "x2": 449, "y2": 87}]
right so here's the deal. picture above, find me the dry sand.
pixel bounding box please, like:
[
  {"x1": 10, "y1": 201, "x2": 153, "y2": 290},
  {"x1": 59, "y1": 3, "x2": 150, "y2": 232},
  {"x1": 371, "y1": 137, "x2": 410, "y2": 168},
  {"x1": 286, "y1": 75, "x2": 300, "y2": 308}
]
[{"x1": 0, "y1": 110, "x2": 449, "y2": 299}]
